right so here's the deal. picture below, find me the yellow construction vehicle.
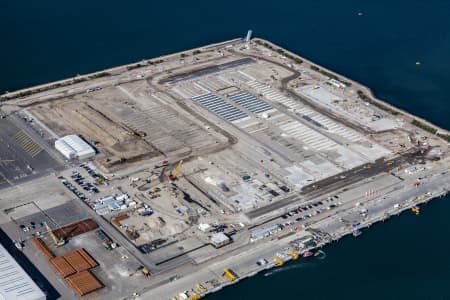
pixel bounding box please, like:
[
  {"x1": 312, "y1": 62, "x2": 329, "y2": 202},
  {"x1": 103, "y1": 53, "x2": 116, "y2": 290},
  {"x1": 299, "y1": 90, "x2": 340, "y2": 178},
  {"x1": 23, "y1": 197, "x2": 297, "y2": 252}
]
[
  {"x1": 176, "y1": 293, "x2": 189, "y2": 300},
  {"x1": 43, "y1": 222, "x2": 65, "y2": 247},
  {"x1": 223, "y1": 268, "x2": 237, "y2": 282},
  {"x1": 195, "y1": 283, "x2": 207, "y2": 293},
  {"x1": 274, "y1": 255, "x2": 285, "y2": 267},
  {"x1": 141, "y1": 266, "x2": 150, "y2": 277},
  {"x1": 288, "y1": 250, "x2": 299, "y2": 260},
  {"x1": 188, "y1": 294, "x2": 201, "y2": 300},
  {"x1": 169, "y1": 160, "x2": 183, "y2": 181}
]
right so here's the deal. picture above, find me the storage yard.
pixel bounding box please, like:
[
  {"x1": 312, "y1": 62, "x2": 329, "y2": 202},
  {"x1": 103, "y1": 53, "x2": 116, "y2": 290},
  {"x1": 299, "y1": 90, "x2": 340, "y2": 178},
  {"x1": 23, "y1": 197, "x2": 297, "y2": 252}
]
[{"x1": 1, "y1": 35, "x2": 450, "y2": 299}]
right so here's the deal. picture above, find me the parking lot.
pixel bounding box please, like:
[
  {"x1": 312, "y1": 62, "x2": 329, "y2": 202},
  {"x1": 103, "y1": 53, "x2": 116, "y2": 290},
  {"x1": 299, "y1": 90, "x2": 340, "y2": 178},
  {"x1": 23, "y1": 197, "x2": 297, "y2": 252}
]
[
  {"x1": 2, "y1": 201, "x2": 89, "y2": 243},
  {"x1": 59, "y1": 164, "x2": 101, "y2": 204},
  {"x1": 0, "y1": 117, "x2": 62, "y2": 189}
]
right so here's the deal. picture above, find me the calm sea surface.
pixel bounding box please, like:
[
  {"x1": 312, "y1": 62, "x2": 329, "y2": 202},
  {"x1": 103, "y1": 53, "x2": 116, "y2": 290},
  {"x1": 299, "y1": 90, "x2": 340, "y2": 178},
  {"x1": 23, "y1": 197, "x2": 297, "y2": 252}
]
[{"x1": 2, "y1": 1, "x2": 450, "y2": 299}]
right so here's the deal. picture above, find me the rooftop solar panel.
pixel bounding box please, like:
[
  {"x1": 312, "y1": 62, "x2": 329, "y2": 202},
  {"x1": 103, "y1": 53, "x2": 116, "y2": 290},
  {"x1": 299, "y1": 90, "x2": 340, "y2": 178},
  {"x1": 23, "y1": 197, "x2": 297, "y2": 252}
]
[
  {"x1": 192, "y1": 93, "x2": 248, "y2": 122},
  {"x1": 228, "y1": 91, "x2": 272, "y2": 113}
]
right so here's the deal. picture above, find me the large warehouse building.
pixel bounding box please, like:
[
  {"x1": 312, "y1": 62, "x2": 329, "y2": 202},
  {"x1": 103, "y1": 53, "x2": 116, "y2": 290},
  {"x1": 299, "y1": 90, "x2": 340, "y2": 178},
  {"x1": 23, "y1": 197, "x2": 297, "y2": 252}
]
[
  {"x1": 55, "y1": 135, "x2": 96, "y2": 160},
  {"x1": 0, "y1": 243, "x2": 46, "y2": 300}
]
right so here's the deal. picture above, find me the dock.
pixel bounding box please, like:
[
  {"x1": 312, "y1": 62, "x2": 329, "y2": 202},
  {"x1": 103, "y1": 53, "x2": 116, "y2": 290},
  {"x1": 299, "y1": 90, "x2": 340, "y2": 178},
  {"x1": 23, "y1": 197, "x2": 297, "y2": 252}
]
[{"x1": 0, "y1": 34, "x2": 449, "y2": 300}]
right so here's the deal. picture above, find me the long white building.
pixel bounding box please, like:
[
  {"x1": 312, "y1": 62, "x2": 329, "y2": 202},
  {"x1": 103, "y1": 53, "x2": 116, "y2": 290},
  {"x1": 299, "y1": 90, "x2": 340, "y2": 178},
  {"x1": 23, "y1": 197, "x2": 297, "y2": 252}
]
[
  {"x1": 54, "y1": 135, "x2": 95, "y2": 160},
  {"x1": 0, "y1": 243, "x2": 46, "y2": 300}
]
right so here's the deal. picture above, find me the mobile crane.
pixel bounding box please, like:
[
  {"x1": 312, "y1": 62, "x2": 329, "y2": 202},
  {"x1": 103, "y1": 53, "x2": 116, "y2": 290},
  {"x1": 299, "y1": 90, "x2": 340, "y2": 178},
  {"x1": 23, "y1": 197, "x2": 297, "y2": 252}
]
[
  {"x1": 168, "y1": 160, "x2": 183, "y2": 181},
  {"x1": 43, "y1": 222, "x2": 66, "y2": 247}
]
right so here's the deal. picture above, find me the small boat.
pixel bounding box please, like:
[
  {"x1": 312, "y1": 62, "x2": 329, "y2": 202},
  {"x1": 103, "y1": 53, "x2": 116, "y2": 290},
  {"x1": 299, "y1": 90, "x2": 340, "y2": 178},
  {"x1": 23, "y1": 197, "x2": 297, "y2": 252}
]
[
  {"x1": 303, "y1": 251, "x2": 313, "y2": 258},
  {"x1": 353, "y1": 229, "x2": 362, "y2": 237},
  {"x1": 314, "y1": 250, "x2": 326, "y2": 258}
]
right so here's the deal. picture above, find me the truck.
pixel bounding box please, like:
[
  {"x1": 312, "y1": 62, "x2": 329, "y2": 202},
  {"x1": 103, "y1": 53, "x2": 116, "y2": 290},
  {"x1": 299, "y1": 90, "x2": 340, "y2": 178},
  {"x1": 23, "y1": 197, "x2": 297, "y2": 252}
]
[
  {"x1": 96, "y1": 229, "x2": 117, "y2": 250},
  {"x1": 223, "y1": 268, "x2": 238, "y2": 282}
]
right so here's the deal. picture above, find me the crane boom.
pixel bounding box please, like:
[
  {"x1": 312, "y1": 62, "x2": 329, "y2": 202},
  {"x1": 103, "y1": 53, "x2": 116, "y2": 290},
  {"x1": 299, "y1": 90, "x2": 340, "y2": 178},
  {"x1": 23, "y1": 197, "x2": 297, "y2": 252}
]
[
  {"x1": 169, "y1": 160, "x2": 183, "y2": 181},
  {"x1": 43, "y1": 222, "x2": 65, "y2": 247}
]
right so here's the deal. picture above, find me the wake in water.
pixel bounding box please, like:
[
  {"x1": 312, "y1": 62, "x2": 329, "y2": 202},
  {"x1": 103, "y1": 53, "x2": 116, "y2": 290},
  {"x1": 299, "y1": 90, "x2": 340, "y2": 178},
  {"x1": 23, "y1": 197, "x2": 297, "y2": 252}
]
[
  {"x1": 315, "y1": 250, "x2": 327, "y2": 260},
  {"x1": 264, "y1": 250, "x2": 326, "y2": 277}
]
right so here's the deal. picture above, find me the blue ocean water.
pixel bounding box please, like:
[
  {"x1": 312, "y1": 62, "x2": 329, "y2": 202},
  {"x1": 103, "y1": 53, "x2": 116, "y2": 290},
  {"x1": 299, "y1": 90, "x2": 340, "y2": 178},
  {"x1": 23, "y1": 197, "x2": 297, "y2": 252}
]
[{"x1": 2, "y1": 1, "x2": 450, "y2": 299}]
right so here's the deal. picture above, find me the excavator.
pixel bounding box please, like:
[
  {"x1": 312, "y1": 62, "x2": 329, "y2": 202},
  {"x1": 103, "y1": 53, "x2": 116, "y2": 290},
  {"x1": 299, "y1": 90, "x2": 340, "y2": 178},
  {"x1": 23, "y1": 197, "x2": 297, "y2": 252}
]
[
  {"x1": 43, "y1": 222, "x2": 66, "y2": 247},
  {"x1": 168, "y1": 160, "x2": 183, "y2": 181},
  {"x1": 141, "y1": 266, "x2": 150, "y2": 278}
]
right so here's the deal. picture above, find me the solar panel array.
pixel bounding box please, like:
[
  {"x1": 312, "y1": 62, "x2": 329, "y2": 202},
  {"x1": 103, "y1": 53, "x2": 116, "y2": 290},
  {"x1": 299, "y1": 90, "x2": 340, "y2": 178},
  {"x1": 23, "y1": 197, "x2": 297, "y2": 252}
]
[
  {"x1": 192, "y1": 93, "x2": 248, "y2": 122},
  {"x1": 228, "y1": 91, "x2": 272, "y2": 114}
]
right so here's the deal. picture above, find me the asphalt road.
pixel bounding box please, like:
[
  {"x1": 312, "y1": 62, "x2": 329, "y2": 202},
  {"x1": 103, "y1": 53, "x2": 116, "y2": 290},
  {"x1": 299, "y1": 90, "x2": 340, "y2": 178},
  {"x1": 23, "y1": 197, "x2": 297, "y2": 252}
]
[{"x1": 159, "y1": 58, "x2": 255, "y2": 84}]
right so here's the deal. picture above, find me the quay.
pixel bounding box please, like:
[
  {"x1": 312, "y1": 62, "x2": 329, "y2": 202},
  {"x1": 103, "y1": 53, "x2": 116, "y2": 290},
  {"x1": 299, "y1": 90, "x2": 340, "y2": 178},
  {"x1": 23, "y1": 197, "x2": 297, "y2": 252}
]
[{"x1": 0, "y1": 33, "x2": 449, "y2": 300}]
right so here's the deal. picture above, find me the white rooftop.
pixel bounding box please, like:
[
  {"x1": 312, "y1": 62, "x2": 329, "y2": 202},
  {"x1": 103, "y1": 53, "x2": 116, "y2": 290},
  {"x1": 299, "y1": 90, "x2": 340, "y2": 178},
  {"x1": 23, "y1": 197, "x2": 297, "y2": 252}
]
[
  {"x1": 0, "y1": 243, "x2": 46, "y2": 300},
  {"x1": 211, "y1": 232, "x2": 230, "y2": 245},
  {"x1": 55, "y1": 134, "x2": 95, "y2": 160}
]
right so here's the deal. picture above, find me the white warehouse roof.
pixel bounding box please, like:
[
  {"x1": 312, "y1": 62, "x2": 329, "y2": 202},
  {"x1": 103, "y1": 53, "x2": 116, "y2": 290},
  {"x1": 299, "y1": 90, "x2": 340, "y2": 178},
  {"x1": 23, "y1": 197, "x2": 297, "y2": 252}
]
[
  {"x1": 55, "y1": 135, "x2": 95, "y2": 160},
  {"x1": 0, "y1": 243, "x2": 46, "y2": 300}
]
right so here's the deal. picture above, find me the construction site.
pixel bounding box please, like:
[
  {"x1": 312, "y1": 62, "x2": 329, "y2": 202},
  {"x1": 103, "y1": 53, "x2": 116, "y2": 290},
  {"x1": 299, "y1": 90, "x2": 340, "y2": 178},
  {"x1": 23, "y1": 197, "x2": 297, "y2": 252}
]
[{"x1": 1, "y1": 34, "x2": 450, "y2": 299}]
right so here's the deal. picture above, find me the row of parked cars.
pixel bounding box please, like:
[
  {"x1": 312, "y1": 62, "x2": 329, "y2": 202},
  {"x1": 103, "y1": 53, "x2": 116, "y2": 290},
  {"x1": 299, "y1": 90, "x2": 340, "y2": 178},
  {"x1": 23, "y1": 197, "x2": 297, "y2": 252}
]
[
  {"x1": 79, "y1": 163, "x2": 100, "y2": 180},
  {"x1": 71, "y1": 171, "x2": 99, "y2": 194},
  {"x1": 282, "y1": 195, "x2": 341, "y2": 222},
  {"x1": 60, "y1": 176, "x2": 88, "y2": 201}
]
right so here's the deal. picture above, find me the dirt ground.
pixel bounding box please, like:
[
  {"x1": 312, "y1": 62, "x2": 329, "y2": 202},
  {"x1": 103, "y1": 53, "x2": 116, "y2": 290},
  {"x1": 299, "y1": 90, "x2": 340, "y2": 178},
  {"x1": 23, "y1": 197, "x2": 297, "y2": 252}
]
[{"x1": 30, "y1": 90, "x2": 163, "y2": 172}]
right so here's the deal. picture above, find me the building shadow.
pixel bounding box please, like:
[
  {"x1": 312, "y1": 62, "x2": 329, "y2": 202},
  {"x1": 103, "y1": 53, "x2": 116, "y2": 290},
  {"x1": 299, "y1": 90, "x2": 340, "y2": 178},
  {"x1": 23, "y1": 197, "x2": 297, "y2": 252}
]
[{"x1": 0, "y1": 229, "x2": 61, "y2": 300}]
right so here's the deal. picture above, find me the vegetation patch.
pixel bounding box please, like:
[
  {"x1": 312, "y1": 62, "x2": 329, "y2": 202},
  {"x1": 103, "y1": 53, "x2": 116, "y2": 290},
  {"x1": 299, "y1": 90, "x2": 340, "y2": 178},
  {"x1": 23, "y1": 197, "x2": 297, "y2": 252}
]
[
  {"x1": 411, "y1": 119, "x2": 437, "y2": 134},
  {"x1": 0, "y1": 71, "x2": 114, "y2": 102},
  {"x1": 126, "y1": 64, "x2": 143, "y2": 71},
  {"x1": 437, "y1": 133, "x2": 450, "y2": 142},
  {"x1": 356, "y1": 90, "x2": 400, "y2": 116},
  {"x1": 310, "y1": 65, "x2": 352, "y2": 86},
  {"x1": 255, "y1": 40, "x2": 303, "y2": 64}
]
